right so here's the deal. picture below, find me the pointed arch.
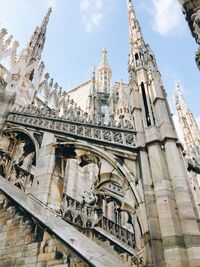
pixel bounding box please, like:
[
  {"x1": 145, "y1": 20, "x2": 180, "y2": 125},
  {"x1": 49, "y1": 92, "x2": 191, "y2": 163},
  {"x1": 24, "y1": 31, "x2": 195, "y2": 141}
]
[
  {"x1": 3, "y1": 127, "x2": 40, "y2": 161},
  {"x1": 55, "y1": 141, "x2": 146, "y2": 235}
]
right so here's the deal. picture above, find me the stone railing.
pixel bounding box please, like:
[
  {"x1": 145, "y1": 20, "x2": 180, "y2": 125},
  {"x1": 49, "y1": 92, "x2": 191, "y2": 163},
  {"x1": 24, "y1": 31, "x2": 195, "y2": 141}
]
[
  {"x1": 61, "y1": 194, "x2": 102, "y2": 228},
  {"x1": 61, "y1": 194, "x2": 136, "y2": 248},
  {"x1": 7, "y1": 112, "x2": 137, "y2": 148},
  {"x1": 8, "y1": 164, "x2": 34, "y2": 193},
  {"x1": 98, "y1": 216, "x2": 136, "y2": 248},
  {"x1": 0, "y1": 150, "x2": 34, "y2": 193}
]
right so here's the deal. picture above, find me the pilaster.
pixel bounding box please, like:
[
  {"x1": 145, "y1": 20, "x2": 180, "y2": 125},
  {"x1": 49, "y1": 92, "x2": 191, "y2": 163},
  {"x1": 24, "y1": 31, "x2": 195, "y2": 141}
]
[
  {"x1": 165, "y1": 141, "x2": 200, "y2": 267},
  {"x1": 139, "y1": 150, "x2": 165, "y2": 267},
  {"x1": 31, "y1": 132, "x2": 56, "y2": 205}
]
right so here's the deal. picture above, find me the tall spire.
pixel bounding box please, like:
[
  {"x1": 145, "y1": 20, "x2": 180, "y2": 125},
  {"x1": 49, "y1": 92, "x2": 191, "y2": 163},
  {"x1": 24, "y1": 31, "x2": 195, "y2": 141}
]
[
  {"x1": 174, "y1": 82, "x2": 200, "y2": 155},
  {"x1": 27, "y1": 7, "x2": 52, "y2": 62},
  {"x1": 127, "y1": 0, "x2": 144, "y2": 47}
]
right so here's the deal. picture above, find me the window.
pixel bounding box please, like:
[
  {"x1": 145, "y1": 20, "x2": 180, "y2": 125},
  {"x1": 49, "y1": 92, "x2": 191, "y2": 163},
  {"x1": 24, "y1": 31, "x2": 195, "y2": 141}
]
[{"x1": 141, "y1": 83, "x2": 151, "y2": 126}]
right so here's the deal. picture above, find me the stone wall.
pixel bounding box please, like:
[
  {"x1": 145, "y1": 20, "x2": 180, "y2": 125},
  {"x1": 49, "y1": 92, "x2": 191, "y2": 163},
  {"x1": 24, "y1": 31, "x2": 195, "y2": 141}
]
[{"x1": 0, "y1": 193, "x2": 87, "y2": 267}]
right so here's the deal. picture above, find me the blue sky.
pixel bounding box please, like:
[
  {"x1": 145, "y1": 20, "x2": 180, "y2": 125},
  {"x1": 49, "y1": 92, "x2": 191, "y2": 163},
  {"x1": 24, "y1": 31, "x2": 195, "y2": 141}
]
[{"x1": 0, "y1": 0, "x2": 199, "y2": 128}]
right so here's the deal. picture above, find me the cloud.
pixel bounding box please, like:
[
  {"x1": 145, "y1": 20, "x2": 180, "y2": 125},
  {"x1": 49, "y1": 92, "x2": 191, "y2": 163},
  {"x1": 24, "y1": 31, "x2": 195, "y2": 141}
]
[
  {"x1": 150, "y1": 0, "x2": 183, "y2": 36},
  {"x1": 80, "y1": 0, "x2": 109, "y2": 32}
]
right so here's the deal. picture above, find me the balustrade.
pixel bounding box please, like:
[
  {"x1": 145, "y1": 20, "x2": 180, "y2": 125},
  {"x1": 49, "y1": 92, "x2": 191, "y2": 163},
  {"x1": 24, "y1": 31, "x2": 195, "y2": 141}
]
[
  {"x1": 61, "y1": 194, "x2": 136, "y2": 248},
  {"x1": 98, "y1": 216, "x2": 136, "y2": 248},
  {"x1": 8, "y1": 164, "x2": 34, "y2": 192},
  {"x1": 0, "y1": 150, "x2": 34, "y2": 192},
  {"x1": 7, "y1": 112, "x2": 137, "y2": 148}
]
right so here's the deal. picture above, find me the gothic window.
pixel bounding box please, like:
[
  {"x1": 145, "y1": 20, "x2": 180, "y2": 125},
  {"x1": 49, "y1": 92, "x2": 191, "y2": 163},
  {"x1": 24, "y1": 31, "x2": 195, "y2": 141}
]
[
  {"x1": 141, "y1": 82, "x2": 151, "y2": 126},
  {"x1": 135, "y1": 53, "x2": 140, "y2": 67}
]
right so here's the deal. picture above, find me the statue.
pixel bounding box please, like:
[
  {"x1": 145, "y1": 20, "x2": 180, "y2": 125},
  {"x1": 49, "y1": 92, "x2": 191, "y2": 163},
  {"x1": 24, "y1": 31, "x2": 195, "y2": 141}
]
[
  {"x1": 82, "y1": 185, "x2": 98, "y2": 205},
  {"x1": 186, "y1": 156, "x2": 200, "y2": 174}
]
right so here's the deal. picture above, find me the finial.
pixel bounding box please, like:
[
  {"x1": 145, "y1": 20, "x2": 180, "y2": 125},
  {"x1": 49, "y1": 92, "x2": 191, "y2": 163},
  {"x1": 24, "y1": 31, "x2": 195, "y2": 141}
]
[
  {"x1": 127, "y1": 0, "x2": 144, "y2": 46},
  {"x1": 40, "y1": 7, "x2": 52, "y2": 30},
  {"x1": 48, "y1": 7, "x2": 52, "y2": 14},
  {"x1": 92, "y1": 65, "x2": 96, "y2": 75},
  {"x1": 127, "y1": 0, "x2": 134, "y2": 12},
  {"x1": 176, "y1": 82, "x2": 180, "y2": 91},
  {"x1": 102, "y1": 47, "x2": 108, "y2": 65},
  {"x1": 175, "y1": 82, "x2": 183, "y2": 95}
]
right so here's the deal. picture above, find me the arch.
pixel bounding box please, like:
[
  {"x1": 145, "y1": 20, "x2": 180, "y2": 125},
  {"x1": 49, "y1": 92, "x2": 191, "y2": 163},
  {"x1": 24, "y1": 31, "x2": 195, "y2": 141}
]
[
  {"x1": 74, "y1": 215, "x2": 83, "y2": 227},
  {"x1": 64, "y1": 210, "x2": 73, "y2": 222},
  {"x1": 3, "y1": 127, "x2": 40, "y2": 161},
  {"x1": 56, "y1": 141, "x2": 146, "y2": 235}
]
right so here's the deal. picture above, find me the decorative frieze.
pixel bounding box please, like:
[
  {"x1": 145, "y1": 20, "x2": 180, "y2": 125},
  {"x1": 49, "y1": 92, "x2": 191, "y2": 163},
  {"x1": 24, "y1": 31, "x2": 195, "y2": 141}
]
[{"x1": 7, "y1": 112, "x2": 137, "y2": 148}]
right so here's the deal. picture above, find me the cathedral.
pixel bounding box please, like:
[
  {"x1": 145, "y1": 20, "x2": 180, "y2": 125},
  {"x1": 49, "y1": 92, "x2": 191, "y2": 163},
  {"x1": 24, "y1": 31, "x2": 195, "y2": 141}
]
[{"x1": 0, "y1": 0, "x2": 200, "y2": 266}]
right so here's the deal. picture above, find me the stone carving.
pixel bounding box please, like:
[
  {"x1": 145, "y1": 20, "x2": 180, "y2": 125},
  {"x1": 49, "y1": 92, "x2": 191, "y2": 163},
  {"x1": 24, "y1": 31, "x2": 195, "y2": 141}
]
[
  {"x1": 14, "y1": 142, "x2": 25, "y2": 165},
  {"x1": 187, "y1": 156, "x2": 200, "y2": 174},
  {"x1": 0, "y1": 151, "x2": 9, "y2": 176},
  {"x1": 0, "y1": 28, "x2": 19, "y2": 63},
  {"x1": 195, "y1": 47, "x2": 200, "y2": 71},
  {"x1": 7, "y1": 112, "x2": 137, "y2": 148},
  {"x1": 8, "y1": 165, "x2": 34, "y2": 192},
  {"x1": 8, "y1": 167, "x2": 17, "y2": 182},
  {"x1": 98, "y1": 216, "x2": 136, "y2": 248},
  {"x1": 82, "y1": 186, "x2": 98, "y2": 205},
  {"x1": 61, "y1": 193, "x2": 136, "y2": 248},
  {"x1": 102, "y1": 182, "x2": 124, "y2": 197}
]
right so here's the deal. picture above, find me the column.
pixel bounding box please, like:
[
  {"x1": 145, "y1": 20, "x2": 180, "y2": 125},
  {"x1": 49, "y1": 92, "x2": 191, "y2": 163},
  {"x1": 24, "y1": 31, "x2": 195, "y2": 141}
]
[
  {"x1": 30, "y1": 132, "x2": 56, "y2": 205},
  {"x1": 165, "y1": 140, "x2": 200, "y2": 267}
]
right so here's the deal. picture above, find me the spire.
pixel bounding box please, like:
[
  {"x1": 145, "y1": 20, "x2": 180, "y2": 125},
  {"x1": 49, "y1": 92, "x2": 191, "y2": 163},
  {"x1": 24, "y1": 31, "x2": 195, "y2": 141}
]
[
  {"x1": 174, "y1": 82, "x2": 200, "y2": 154},
  {"x1": 102, "y1": 47, "x2": 108, "y2": 66},
  {"x1": 97, "y1": 48, "x2": 112, "y2": 93},
  {"x1": 175, "y1": 82, "x2": 188, "y2": 113},
  {"x1": 88, "y1": 66, "x2": 97, "y2": 120},
  {"x1": 27, "y1": 7, "x2": 52, "y2": 62},
  {"x1": 40, "y1": 7, "x2": 52, "y2": 32},
  {"x1": 127, "y1": 0, "x2": 144, "y2": 46},
  {"x1": 118, "y1": 79, "x2": 127, "y2": 109},
  {"x1": 92, "y1": 66, "x2": 96, "y2": 94}
]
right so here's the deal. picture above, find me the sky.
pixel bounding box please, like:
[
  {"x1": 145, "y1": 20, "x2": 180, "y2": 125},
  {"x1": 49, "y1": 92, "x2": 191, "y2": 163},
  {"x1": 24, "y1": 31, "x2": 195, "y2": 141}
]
[{"x1": 0, "y1": 0, "x2": 199, "y2": 135}]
